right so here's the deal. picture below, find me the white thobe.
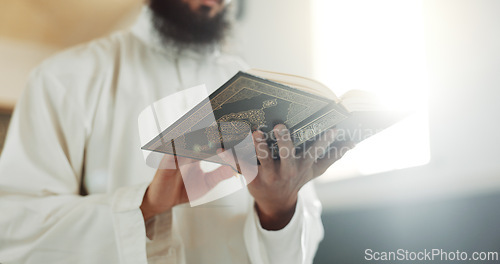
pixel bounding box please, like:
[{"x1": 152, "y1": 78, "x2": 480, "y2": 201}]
[{"x1": 0, "y1": 8, "x2": 324, "y2": 264}]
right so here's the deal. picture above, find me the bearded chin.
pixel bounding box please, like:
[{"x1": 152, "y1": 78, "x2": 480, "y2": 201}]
[{"x1": 149, "y1": 0, "x2": 230, "y2": 50}]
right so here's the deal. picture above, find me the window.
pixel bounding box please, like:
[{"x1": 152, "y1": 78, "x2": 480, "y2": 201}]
[{"x1": 311, "y1": 0, "x2": 430, "y2": 180}]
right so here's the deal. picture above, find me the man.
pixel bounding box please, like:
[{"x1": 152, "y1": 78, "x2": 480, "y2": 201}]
[{"x1": 0, "y1": 0, "x2": 347, "y2": 263}]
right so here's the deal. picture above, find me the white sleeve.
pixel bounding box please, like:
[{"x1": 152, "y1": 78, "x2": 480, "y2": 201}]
[
  {"x1": 0, "y1": 68, "x2": 153, "y2": 264},
  {"x1": 243, "y1": 182, "x2": 324, "y2": 264}
]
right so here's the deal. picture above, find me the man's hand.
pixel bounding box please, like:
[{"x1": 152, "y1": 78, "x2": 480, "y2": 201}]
[
  {"x1": 140, "y1": 155, "x2": 235, "y2": 221},
  {"x1": 247, "y1": 124, "x2": 353, "y2": 230}
]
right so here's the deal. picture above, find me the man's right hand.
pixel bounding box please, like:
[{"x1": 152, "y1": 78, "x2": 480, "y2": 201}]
[{"x1": 140, "y1": 155, "x2": 236, "y2": 221}]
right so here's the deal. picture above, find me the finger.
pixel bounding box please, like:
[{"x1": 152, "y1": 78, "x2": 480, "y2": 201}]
[
  {"x1": 302, "y1": 129, "x2": 337, "y2": 168},
  {"x1": 175, "y1": 155, "x2": 201, "y2": 167},
  {"x1": 253, "y1": 130, "x2": 274, "y2": 169},
  {"x1": 153, "y1": 155, "x2": 182, "y2": 185},
  {"x1": 158, "y1": 154, "x2": 178, "y2": 170},
  {"x1": 274, "y1": 124, "x2": 296, "y2": 173},
  {"x1": 215, "y1": 147, "x2": 258, "y2": 185},
  {"x1": 313, "y1": 141, "x2": 355, "y2": 177},
  {"x1": 204, "y1": 164, "x2": 238, "y2": 189},
  {"x1": 216, "y1": 148, "x2": 239, "y2": 173}
]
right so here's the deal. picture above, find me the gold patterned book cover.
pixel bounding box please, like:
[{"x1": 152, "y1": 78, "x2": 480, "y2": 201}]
[{"x1": 141, "y1": 69, "x2": 405, "y2": 163}]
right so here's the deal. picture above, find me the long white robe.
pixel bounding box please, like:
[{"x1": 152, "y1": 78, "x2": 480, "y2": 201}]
[{"x1": 0, "y1": 8, "x2": 324, "y2": 264}]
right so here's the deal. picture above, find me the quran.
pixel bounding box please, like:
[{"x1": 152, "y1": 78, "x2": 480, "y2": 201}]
[{"x1": 141, "y1": 69, "x2": 405, "y2": 165}]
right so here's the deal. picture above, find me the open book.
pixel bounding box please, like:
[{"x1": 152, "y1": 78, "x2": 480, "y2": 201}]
[{"x1": 141, "y1": 69, "x2": 406, "y2": 164}]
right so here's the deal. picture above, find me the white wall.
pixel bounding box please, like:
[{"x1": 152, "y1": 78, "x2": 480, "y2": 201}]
[
  {"x1": 233, "y1": 0, "x2": 314, "y2": 77},
  {"x1": 317, "y1": 0, "x2": 500, "y2": 210},
  {"x1": 425, "y1": 0, "x2": 500, "y2": 175}
]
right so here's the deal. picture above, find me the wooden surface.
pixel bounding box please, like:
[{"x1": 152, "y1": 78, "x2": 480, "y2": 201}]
[
  {"x1": 0, "y1": 0, "x2": 142, "y2": 48},
  {"x1": 0, "y1": 112, "x2": 11, "y2": 154}
]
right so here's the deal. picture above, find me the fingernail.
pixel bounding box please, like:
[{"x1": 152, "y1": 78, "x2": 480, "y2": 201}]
[
  {"x1": 275, "y1": 125, "x2": 287, "y2": 137},
  {"x1": 253, "y1": 131, "x2": 264, "y2": 142}
]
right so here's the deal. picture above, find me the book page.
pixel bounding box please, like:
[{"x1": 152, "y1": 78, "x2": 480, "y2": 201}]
[
  {"x1": 339, "y1": 90, "x2": 386, "y2": 112},
  {"x1": 246, "y1": 68, "x2": 339, "y2": 102}
]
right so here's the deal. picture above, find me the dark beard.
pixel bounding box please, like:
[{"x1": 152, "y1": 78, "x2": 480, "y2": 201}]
[{"x1": 149, "y1": 0, "x2": 230, "y2": 51}]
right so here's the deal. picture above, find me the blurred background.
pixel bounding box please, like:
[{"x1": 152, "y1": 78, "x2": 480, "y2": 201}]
[{"x1": 1, "y1": 0, "x2": 499, "y2": 263}]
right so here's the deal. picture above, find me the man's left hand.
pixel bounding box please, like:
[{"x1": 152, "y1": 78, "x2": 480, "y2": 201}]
[{"x1": 247, "y1": 124, "x2": 353, "y2": 230}]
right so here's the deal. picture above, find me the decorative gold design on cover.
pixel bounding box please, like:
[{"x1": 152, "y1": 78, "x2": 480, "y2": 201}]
[
  {"x1": 287, "y1": 102, "x2": 308, "y2": 121},
  {"x1": 262, "y1": 99, "x2": 278, "y2": 109},
  {"x1": 270, "y1": 107, "x2": 348, "y2": 152},
  {"x1": 206, "y1": 109, "x2": 265, "y2": 144},
  {"x1": 224, "y1": 89, "x2": 262, "y2": 105},
  {"x1": 292, "y1": 108, "x2": 346, "y2": 144}
]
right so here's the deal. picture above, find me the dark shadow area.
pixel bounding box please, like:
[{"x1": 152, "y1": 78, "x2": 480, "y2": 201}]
[
  {"x1": 315, "y1": 192, "x2": 500, "y2": 263},
  {"x1": 0, "y1": 111, "x2": 11, "y2": 154}
]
